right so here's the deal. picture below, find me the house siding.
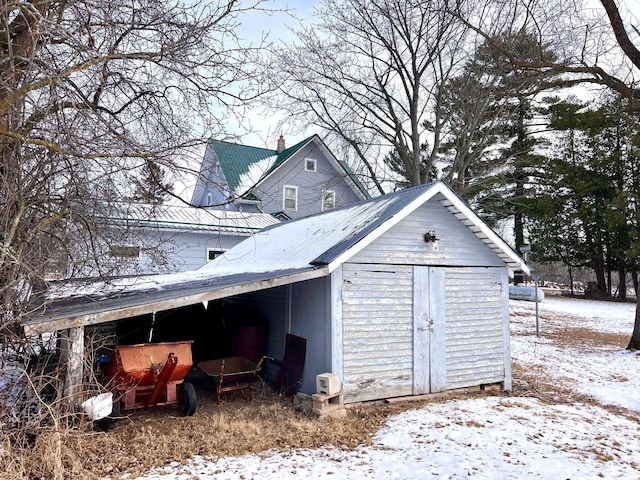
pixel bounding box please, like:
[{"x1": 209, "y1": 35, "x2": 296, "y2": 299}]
[
  {"x1": 191, "y1": 144, "x2": 230, "y2": 208},
  {"x1": 254, "y1": 143, "x2": 362, "y2": 220},
  {"x1": 136, "y1": 230, "x2": 252, "y2": 273},
  {"x1": 349, "y1": 196, "x2": 505, "y2": 268}
]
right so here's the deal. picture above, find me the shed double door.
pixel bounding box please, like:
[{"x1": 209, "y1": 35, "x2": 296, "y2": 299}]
[{"x1": 341, "y1": 264, "x2": 446, "y2": 402}]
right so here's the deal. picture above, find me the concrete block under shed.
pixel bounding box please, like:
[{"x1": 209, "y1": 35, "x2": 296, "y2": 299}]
[
  {"x1": 316, "y1": 373, "x2": 340, "y2": 395},
  {"x1": 312, "y1": 392, "x2": 345, "y2": 418}
]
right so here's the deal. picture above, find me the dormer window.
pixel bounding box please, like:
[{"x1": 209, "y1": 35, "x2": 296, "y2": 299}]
[
  {"x1": 305, "y1": 158, "x2": 317, "y2": 172},
  {"x1": 283, "y1": 185, "x2": 298, "y2": 210}
]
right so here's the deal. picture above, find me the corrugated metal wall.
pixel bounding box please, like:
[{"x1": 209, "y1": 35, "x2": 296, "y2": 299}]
[
  {"x1": 341, "y1": 263, "x2": 414, "y2": 402},
  {"x1": 444, "y1": 267, "x2": 505, "y2": 389}
]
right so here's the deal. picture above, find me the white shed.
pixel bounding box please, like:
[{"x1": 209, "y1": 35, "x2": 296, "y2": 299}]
[{"x1": 25, "y1": 182, "x2": 528, "y2": 403}]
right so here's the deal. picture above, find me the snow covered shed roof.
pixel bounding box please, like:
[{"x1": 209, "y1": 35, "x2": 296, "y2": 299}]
[
  {"x1": 23, "y1": 267, "x2": 322, "y2": 335},
  {"x1": 23, "y1": 181, "x2": 527, "y2": 335},
  {"x1": 201, "y1": 180, "x2": 528, "y2": 276}
]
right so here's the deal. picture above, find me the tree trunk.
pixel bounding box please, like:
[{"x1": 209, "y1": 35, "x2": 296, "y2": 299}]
[
  {"x1": 618, "y1": 264, "x2": 627, "y2": 300},
  {"x1": 569, "y1": 266, "x2": 574, "y2": 296},
  {"x1": 592, "y1": 255, "x2": 608, "y2": 298},
  {"x1": 628, "y1": 272, "x2": 640, "y2": 349},
  {"x1": 628, "y1": 295, "x2": 640, "y2": 351}
]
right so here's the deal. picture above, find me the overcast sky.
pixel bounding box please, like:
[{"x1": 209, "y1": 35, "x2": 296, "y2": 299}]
[{"x1": 228, "y1": 1, "x2": 320, "y2": 149}]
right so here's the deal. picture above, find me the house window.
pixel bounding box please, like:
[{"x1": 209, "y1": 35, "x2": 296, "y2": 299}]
[
  {"x1": 109, "y1": 245, "x2": 140, "y2": 258},
  {"x1": 207, "y1": 249, "x2": 225, "y2": 261},
  {"x1": 322, "y1": 190, "x2": 336, "y2": 211},
  {"x1": 283, "y1": 185, "x2": 298, "y2": 210},
  {"x1": 305, "y1": 158, "x2": 317, "y2": 172}
]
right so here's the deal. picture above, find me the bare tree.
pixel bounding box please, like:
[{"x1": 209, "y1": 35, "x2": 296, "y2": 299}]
[
  {"x1": 0, "y1": 0, "x2": 271, "y2": 331},
  {"x1": 263, "y1": 0, "x2": 469, "y2": 192},
  {"x1": 0, "y1": 0, "x2": 275, "y2": 458},
  {"x1": 451, "y1": 0, "x2": 640, "y2": 102}
]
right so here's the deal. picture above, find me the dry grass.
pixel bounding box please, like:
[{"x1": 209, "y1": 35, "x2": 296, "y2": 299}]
[
  {"x1": 4, "y1": 375, "x2": 472, "y2": 480},
  {"x1": 540, "y1": 326, "x2": 628, "y2": 351}
]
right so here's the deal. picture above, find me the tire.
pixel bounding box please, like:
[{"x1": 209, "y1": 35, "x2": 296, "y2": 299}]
[
  {"x1": 178, "y1": 382, "x2": 197, "y2": 416},
  {"x1": 96, "y1": 396, "x2": 120, "y2": 431}
]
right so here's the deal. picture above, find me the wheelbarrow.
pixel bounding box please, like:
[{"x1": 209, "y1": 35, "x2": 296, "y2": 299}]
[
  {"x1": 102, "y1": 340, "x2": 197, "y2": 423},
  {"x1": 197, "y1": 355, "x2": 270, "y2": 404}
]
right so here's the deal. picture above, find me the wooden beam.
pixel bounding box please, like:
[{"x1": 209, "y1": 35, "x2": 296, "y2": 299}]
[{"x1": 61, "y1": 327, "x2": 85, "y2": 405}]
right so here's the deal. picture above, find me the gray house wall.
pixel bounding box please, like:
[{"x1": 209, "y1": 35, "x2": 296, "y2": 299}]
[
  {"x1": 191, "y1": 145, "x2": 230, "y2": 208},
  {"x1": 107, "y1": 229, "x2": 253, "y2": 275},
  {"x1": 253, "y1": 143, "x2": 362, "y2": 220},
  {"x1": 157, "y1": 230, "x2": 250, "y2": 271}
]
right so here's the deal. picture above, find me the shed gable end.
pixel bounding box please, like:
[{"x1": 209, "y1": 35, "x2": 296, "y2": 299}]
[{"x1": 348, "y1": 196, "x2": 506, "y2": 268}]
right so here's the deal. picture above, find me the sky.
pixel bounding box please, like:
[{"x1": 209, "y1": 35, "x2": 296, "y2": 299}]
[
  {"x1": 225, "y1": 0, "x2": 324, "y2": 149},
  {"x1": 128, "y1": 296, "x2": 640, "y2": 479}
]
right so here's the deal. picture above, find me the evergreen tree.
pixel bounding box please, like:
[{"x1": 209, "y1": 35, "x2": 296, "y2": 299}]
[
  {"x1": 133, "y1": 161, "x2": 173, "y2": 204},
  {"x1": 528, "y1": 95, "x2": 640, "y2": 302},
  {"x1": 439, "y1": 31, "x2": 558, "y2": 252}
]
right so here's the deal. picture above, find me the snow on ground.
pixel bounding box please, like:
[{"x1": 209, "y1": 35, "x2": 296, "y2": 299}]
[
  {"x1": 510, "y1": 297, "x2": 640, "y2": 412},
  {"x1": 130, "y1": 297, "x2": 640, "y2": 480}
]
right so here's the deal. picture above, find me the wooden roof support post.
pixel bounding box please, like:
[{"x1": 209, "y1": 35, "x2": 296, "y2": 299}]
[{"x1": 60, "y1": 326, "x2": 85, "y2": 407}]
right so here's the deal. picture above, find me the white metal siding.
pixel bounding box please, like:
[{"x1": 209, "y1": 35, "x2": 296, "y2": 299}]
[
  {"x1": 342, "y1": 263, "x2": 414, "y2": 402},
  {"x1": 444, "y1": 267, "x2": 505, "y2": 389}
]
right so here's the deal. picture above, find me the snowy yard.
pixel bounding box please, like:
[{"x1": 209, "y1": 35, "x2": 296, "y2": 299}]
[{"x1": 129, "y1": 297, "x2": 640, "y2": 479}]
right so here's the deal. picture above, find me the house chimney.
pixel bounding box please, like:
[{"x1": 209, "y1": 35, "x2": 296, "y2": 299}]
[{"x1": 276, "y1": 134, "x2": 285, "y2": 154}]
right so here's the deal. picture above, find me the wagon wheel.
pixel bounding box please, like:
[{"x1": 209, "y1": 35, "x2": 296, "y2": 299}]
[
  {"x1": 178, "y1": 382, "x2": 197, "y2": 416},
  {"x1": 96, "y1": 395, "x2": 120, "y2": 431}
]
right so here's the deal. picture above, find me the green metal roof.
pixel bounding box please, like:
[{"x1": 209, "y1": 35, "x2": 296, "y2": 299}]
[
  {"x1": 208, "y1": 140, "x2": 276, "y2": 193},
  {"x1": 209, "y1": 136, "x2": 313, "y2": 194},
  {"x1": 209, "y1": 135, "x2": 369, "y2": 199}
]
